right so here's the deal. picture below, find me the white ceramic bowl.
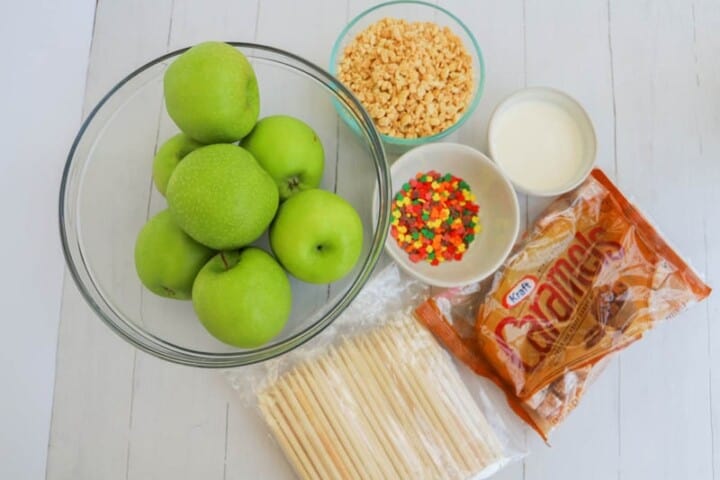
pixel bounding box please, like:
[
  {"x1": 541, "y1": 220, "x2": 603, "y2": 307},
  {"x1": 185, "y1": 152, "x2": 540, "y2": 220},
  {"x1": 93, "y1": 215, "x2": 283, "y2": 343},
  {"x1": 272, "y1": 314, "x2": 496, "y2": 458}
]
[
  {"x1": 488, "y1": 87, "x2": 596, "y2": 197},
  {"x1": 374, "y1": 143, "x2": 520, "y2": 287}
]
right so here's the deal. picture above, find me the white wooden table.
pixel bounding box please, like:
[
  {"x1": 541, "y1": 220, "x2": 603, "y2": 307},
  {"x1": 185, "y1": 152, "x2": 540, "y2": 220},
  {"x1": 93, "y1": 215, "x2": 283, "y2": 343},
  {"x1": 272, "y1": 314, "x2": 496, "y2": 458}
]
[
  {"x1": 1, "y1": 2, "x2": 93, "y2": 479},
  {"x1": 47, "y1": 1, "x2": 720, "y2": 479}
]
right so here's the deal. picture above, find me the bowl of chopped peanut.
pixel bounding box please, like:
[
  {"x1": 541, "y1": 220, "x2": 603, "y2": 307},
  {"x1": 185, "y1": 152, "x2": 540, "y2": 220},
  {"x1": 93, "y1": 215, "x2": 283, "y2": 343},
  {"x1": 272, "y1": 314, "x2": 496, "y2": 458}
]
[{"x1": 330, "y1": 1, "x2": 485, "y2": 154}]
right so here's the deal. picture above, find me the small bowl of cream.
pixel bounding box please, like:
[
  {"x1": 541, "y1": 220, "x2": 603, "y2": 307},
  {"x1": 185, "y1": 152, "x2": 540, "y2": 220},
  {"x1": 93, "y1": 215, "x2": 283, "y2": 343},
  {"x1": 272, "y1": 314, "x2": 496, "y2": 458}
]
[{"x1": 488, "y1": 87, "x2": 596, "y2": 196}]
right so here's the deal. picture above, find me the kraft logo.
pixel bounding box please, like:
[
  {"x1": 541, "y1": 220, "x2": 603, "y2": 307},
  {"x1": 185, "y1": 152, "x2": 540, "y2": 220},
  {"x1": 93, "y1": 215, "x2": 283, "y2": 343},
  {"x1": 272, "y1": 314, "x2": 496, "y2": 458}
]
[{"x1": 503, "y1": 275, "x2": 537, "y2": 308}]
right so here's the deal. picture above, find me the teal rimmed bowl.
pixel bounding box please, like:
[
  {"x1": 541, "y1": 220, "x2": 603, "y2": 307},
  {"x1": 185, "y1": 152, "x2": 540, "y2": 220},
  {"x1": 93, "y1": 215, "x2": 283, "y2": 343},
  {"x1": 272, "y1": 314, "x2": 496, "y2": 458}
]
[{"x1": 330, "y1": 0, "x2": 485, "y2": 154}]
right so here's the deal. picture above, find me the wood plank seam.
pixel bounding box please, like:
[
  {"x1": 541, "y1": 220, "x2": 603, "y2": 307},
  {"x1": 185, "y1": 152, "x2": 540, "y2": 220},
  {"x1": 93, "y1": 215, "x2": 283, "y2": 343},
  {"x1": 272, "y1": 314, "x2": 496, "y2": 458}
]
[
  {"x1": 704, "y1": 220, "x2": 717, "y2": 480},
  {"x1": 606, "y1": 3, "x2": 622, "y2": 479},
  {"x1": 223, "y1": 402, "x2": 230, "y2": 480},
  {"x1": 126, "y1": 1, "x2": 175, "y2": 477},
  {"x1": 45, "y1": 0, "x2": 99, "y2": 476},
  {"x1": 222, "y1": 2, "x2": 263, "y2": 476},
  {"x1": 521, "y1": 0, "x2": 530, "y2": 233}
]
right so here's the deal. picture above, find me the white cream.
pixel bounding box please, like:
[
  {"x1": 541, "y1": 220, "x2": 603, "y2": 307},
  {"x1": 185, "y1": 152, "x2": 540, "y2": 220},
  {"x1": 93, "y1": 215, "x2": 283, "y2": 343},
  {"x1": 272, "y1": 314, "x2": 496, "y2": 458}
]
[{"x1": 490, "y1": 99, "x2": 586, "y2": 193}]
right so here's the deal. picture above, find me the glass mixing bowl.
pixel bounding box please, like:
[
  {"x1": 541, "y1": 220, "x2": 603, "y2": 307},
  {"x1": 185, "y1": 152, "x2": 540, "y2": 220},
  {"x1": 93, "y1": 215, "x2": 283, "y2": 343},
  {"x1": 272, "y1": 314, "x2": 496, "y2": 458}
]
[{"x1": 59, "y1": 43, "x2": 390, "y2": 368}]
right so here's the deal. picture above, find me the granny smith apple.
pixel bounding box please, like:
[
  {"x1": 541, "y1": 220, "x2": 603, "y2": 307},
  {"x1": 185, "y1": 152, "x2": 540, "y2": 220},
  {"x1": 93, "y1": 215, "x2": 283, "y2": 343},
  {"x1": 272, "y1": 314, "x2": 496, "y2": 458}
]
[
  {"x1": 152, "y1": 133, "x2": 203, "y2": 196},
  {"x1": 163, "y1": 41, "x2": 260, "y2": 143},
  {"x1": 134, "y1": 209, "x2": 214, "y2": 299},
  {"x1": 270, "y1": 189, "x2": 363, "y2": 283},
  {"x1": 192, "y1": 248, "x2": 292, "y2": 348},
  {"x1": 166, "y1": 144, "x2": 279, "y2": 250},
  {"x1": 241, "y1": 115, "x2": 324, "y2": 200}
]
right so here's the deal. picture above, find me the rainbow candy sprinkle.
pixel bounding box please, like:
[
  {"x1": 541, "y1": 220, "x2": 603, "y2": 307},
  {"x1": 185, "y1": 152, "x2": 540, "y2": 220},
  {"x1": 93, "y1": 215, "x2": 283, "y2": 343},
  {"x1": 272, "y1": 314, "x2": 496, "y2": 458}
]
[{"x1": 390, "y1": 170, "x2": 481, "y2": 266}]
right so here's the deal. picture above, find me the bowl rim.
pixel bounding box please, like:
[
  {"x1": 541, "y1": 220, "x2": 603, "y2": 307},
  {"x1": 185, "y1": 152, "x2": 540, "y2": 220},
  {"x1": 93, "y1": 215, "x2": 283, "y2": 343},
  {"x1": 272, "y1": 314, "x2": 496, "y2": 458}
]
[
  {"x1": 374, "y1": 142, "x2": 520, "y2": 287},
  {"x1": 58, "y1": 42, "x2": 390, "y2": 368},
  {"x1": 329, "y1": 0, "x2": 486, "y2": 146},
  {"x1": 487, "y1": 86, "x2": 598, "y2": 197}
]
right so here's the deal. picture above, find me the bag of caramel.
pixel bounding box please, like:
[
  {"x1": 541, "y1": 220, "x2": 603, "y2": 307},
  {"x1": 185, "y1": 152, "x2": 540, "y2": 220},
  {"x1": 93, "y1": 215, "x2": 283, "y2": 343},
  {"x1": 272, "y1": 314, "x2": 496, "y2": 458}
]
[{"x1": 415, "y1": 168, "x2": 711, "y2": 440}]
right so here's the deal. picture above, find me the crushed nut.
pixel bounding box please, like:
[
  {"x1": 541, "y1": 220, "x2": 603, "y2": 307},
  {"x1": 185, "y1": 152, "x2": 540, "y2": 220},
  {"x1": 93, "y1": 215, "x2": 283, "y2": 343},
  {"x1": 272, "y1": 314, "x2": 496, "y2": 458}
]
[{"x1": 337, "y1": 17, "x2": 475, "y2": 138}]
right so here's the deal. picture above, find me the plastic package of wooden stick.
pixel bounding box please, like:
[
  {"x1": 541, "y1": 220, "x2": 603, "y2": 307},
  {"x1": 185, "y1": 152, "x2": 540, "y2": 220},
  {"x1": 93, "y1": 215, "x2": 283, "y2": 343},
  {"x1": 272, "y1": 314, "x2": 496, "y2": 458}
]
[{"x1": 227, "y1": 265, "x2": 526, "y2": 480}]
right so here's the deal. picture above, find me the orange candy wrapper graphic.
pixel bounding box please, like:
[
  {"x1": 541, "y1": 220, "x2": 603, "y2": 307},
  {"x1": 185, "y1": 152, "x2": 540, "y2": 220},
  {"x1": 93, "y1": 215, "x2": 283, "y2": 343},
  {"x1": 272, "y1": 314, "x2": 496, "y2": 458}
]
[{"x1": 415, "y1": 168, "x2": 711, "y2": 440}]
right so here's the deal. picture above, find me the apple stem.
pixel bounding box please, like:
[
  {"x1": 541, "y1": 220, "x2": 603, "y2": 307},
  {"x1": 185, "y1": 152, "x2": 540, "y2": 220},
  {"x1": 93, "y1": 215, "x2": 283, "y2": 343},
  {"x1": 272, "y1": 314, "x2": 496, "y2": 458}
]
[{"x1": 220, "y1": 252, "x2": 229, "y2": 270}]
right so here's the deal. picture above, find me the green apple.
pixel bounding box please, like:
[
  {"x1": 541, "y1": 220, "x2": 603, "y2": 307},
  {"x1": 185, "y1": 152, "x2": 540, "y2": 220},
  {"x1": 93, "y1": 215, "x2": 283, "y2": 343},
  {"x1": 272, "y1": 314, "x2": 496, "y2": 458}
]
[
  {"x1": 241, "y1": 115, "x2": 324, "y2": 200},
  {"x1": 270, "y1": 189, "x2": 363, "y2": 283},
  {"x1": 163, "y1": 41, "x2": 260, "y2": 143},
  {"x1": 134, "y1": 209, "x2": 214, "y2": 299},
  {"x1": 152, "y1": 133, "x2": 203, "y2": 196},
  {"x1": 166, "y1": 144, "x2": 279, "y2": 250},
  {"x1": 192, "y1": 248, "x2": 292, "y2": 348}
]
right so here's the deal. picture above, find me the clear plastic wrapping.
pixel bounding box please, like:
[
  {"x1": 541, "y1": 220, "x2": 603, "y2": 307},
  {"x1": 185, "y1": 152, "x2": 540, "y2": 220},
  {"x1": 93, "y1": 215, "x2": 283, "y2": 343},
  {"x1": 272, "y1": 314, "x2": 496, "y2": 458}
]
[{"x1": 228, "y1": 264, "x2": 526, "y2": 479}]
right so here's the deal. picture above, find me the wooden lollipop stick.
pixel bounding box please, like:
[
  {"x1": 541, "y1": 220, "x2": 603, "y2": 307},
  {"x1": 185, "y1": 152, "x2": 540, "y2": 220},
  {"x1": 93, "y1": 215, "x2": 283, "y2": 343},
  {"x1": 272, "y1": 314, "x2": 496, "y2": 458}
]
[
  {"x1": 412, "y1": 319, "x2": 506, "y2": 459},
  {"x1": 297, "y1": 362, "x2": 367, "y2": 480},
  {"x1": 258, "y1": 392, "x2": 319, "y2": 480},
  {"x1": 365, "y1": 328, "x2": 466, "y2": 476},
  {"x1": 376, "y1": 325, "x2": 469, "y2": 458},
  {"x1": 323, "y1": 348, "x2": 399, "y2": 479},
  {"x1": 313, "y1": 355, "x2": 391, "y2": 480},
  {"x1": 400, "y1": 318, "x2": 501, "y2": 461},
  {"x1": 374, "y1": 326, "x2": 475, "y2": 473},
  {"x1": 401, "y1": 319, "x2": 505, "y2": 462},
  {"x1": 275, "y1": 380, "x2": 339, "y2": 479},
  {"x1": 339, "y1": 337, "x2": 432, "y2": 478},
  {"x1": 389, "y1": 320, "x2": 496, "y2": 469},
  {"x1": 265, "y1": 388, "x2": 327, "y2": 479},
  {"x1": 257, "y1": 397, "x2": 311, "y2": 480},
  {"x1": 346, "y1": 336, "x2": 446, "y2": 478},
  {"x1": 391, "y1": 319, "x2": 491, "y2": 459},
  {"x1": 299, "y1": 360, "x2": 383, "y2": 480},
  {"x1": 286, "y1": 371, "x2": 356, "y2": 480},
  {"x1": 331, "y1": 345, "x2": 409, "y2": 479}
]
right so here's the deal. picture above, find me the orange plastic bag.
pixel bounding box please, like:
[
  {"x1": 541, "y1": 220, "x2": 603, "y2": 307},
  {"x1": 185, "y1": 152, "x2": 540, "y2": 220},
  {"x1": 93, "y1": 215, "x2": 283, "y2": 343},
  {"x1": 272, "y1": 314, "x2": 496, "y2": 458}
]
[{"x1": 416, "y1": 168, "x2": 711, "y2": 440}]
